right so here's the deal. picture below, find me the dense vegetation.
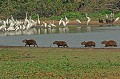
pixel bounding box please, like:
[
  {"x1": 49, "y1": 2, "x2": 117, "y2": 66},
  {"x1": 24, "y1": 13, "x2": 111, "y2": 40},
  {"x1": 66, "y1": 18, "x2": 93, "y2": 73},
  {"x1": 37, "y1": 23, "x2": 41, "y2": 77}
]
[{"x1": 0, "y1": 0, "x2": 120, "y2": 20}]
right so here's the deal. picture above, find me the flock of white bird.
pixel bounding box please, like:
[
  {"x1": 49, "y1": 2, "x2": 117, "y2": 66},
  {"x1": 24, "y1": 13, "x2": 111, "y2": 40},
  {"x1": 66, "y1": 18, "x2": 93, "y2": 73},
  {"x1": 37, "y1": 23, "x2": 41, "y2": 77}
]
[
  {"x1": 0, "y1": 12, "x2": 92, "y2": 32},
  {"x1": 0, "y1": 12, "x2": 119, "y2": 33},
  {"x1": 0, "y1": 13, "x2": 37, "y2": 32}
]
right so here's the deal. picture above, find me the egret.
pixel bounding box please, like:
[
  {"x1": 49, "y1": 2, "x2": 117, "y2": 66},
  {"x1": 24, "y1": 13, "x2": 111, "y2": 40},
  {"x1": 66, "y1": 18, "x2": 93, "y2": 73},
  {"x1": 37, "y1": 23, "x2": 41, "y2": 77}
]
[
  {"x1": 11, "y1": 15, "x2": 14, "y2": 22},
  {"x1": 65, "y1": 16, "x2": 69, "y2": 26},
  {"x1": 85, "y1": 13, "x2": 91, "y2": 26},
  {"x1": 59, "y1": 18, "x2": 63, "y2": 25},
  {"x1": 110, "y1": 13, "x2": 114, "y2": 19},
  {"x1": 114, "y1": 17, "x2": 119, "y2": 22},
  {"x1": 49, "y1": 22, "x2": 56, "y2": 27},
  {"x1": 37, "y1": 14, "x2": 40, "y2": 25},
  {"x1": 6, "y1": 18, "x2": 9, "y2": 25},
  {"x1": 7, "y1": 26, "x2": 15, "y2": 31},
  {"x1": 42, "y1": 22, "x2": 47, "y2": 29},
  {"x1": 0, "y1": 20, "x2": 7, "y2": 31},
  {"x1": 25, "y1": 12, "x2": 29, "y2": 22},
  {"x1": 76, "y1": 19, "x2": 81, "y2": 24},
  {"x1": 106, "y1": 14, "x2": 109, "y2": 19},
  {"x1": 62, "y1": 21, "x2": 66, "y2": 26},
  {"x1": 65, "y1": 16, "x2": 68, "y2": 21}
]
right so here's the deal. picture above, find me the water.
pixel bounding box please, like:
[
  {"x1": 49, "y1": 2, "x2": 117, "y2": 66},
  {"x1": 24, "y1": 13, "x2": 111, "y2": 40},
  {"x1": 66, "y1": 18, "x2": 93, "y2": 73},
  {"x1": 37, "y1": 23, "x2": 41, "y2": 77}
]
[{"x1": 0, "y1": 26, "x2": 120, "y2": 48}]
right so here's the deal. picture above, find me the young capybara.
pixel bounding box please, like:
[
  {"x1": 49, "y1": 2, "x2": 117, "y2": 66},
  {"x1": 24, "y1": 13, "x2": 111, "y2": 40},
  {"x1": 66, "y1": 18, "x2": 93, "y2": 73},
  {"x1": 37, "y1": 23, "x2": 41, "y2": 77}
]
[
  {"x1": 81, "y1": 41, "x2": 96, "y2": 47},
  {"x1": 22, "y1": 39, "x2": 38, "y2": 47},
  {"x1": 101, "y1": 40, "x2": 117, "y2": 47},
  {"x1": 53, "y1": 41, "x2": 68, "y2": 47}
]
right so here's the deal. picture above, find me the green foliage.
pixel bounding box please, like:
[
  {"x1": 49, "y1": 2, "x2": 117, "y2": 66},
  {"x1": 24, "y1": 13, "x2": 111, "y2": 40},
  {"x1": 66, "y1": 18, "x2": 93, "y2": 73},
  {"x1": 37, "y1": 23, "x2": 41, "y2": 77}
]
[
  {"x1": 0, "y1": 0, "x2": 119, "y2": 20},
  {"x1": 50, "y1": 12, "x2": 85, "y2": 20},
  {"x1": 99, "y1": 10, "x2": 112, "y2": 15}
]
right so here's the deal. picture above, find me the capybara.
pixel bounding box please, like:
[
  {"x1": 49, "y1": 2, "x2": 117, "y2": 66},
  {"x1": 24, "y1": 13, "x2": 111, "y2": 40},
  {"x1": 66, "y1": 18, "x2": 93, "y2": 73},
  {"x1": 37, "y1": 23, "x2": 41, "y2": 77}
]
[
  {"x1": 101, "y1": 40, "x2": 117, "y2": 47},
  {"x1": 22, "y1": 39, "x2": 38, "y2": 47},
  {"x1": 81, "y1": 41, "x2": 96, "y2": 47},
  {"x1": 53, "y1": 41, "x2": 68, "y2": 47}
]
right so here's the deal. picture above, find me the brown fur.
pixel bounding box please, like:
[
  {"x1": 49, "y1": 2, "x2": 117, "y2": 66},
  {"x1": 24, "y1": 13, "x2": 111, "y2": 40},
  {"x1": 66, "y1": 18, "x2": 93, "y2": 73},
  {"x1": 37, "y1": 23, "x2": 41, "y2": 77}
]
[
  {"x1": 53, "y1": 41, "x2": 68, "y2": 47},
  {"x1": 22, "y1": 39, "x2": 38, "y2": 47},
  {"x1": 101, "y1": 40, "x2": 117, "y2": 47},
  {"x1": 81, "y1": 41, "x2": 96, "y2": 47}
]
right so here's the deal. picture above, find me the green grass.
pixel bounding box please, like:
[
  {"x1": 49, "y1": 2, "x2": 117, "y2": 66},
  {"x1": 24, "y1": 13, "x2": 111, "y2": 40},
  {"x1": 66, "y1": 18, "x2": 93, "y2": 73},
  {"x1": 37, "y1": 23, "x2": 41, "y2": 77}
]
[{"x1": 0, "y1": 47, "x2": 120, "y2": 79}]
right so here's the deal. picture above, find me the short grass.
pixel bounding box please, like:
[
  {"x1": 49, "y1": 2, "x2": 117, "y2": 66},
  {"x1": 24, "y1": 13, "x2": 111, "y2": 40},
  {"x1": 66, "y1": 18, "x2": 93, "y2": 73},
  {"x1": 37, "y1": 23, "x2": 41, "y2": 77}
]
[{"x1": 0, "y1": 47, "x2": 120, "y2": 79}]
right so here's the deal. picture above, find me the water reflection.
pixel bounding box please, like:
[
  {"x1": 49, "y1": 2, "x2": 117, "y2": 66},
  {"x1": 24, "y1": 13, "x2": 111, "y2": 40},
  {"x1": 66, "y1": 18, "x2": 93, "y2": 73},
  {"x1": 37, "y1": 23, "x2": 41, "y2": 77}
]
[{"x1": 0, "y1": 26, "x2": 120, "y2": 36}]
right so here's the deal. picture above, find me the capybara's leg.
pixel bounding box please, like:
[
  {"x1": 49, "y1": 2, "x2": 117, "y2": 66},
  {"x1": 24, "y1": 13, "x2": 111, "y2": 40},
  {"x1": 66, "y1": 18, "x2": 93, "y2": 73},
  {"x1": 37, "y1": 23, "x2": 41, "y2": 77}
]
[
  {"x1": 66, "y1": 45, "x2": 68, "y2": 47},
  {"x1": 114, "y1": 45, "x2": 117, "y2": 47},
  {"x1": 29, "y1": 45, "x2": 30, "y2": 47},
  {"x1": 85, "y1": 45, "x2": 87, "y2": 47},
  {"x1": 36, "y1": 44, "x2": 38, "y2": 47},
  {"x1": 105, "y1": 45, "x2": 108, "y2": 47},
  {"x1": 25, "y1": 44, "x2": 27, "y2": 46}
]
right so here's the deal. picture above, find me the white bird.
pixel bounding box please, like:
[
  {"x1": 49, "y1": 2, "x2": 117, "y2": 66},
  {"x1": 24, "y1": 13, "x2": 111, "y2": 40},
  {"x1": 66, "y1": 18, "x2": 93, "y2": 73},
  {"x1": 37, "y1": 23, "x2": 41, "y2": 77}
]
[
  {"x1": 42, "y1": 22, "x2": 47, "y2": 28},
  {"x1": 25, "y1": 12, "x2": 29, "y2": 22},
  {"x1": 37, "y1": 14, "x2": 40, "y2": 25},
  {"x1": 0, "y1": 20, "x2": 7, "y2": 31},
  {"x1": 110, "y1": 13, "x2": 114, "y2": 19},
  {"x1": 65, "y1": 16, "x2": 68, "y2": 21},
  {"x1": 6, "y1": 18, "x2": 9, "y2": 25},
  {"x1": 76, "y1": 19, "x2": 81, "y2": 24},
  {"x1": 59, "y1": 16, "x2": 69, "y2": 26},
  {"x1": 7, "y1": 26, "x2": 15, "y2": 31},
  {"x1": 106, "y1": 14, "x2": 109, "y2": 19},
  {"x1": 15, "y1": 25, "x2": 20, "y2": 31},
  {"x1": 114, "y1": 17, "x2": 119, "y2": 22},
  {"x1": 65, "y1": 16, "x2": 69, "y2": 26},
  {"x1": 49, "y1": 21, "x2": 56, "y2": 27},
  {"x1": 11, "y1": 15, "x2": 15, "y2": 22},
  {"x1": 59, "y1": 18, "x2": 63, "y2": 25},
  {"x1": 85, "y1": 13, "x2": 91, "y2": 26},
  {"x1": 62, "y1": 21, "x2": 66, "y2": 26}
]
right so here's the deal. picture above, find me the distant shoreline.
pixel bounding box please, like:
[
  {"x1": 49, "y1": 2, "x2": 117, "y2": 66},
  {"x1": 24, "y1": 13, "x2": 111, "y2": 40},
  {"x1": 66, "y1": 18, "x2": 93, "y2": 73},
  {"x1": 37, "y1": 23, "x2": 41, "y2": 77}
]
[
  {"x1": 38, "y1": 20, "x2": 120, "y2": 26},
  {"x1": 0, "y1": 46, "x2": 120, "y2": 49}
]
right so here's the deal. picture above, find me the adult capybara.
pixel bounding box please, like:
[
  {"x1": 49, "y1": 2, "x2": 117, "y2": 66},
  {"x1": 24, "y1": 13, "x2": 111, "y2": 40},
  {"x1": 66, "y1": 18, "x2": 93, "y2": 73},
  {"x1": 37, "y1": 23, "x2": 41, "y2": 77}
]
[
  {"x1": 53, "y1": 41, "x2": 68, "y2": 47},
  {"x1": 81, "y1": 41, "x2": 96, "y2": 47},
  {"x1": 101, "y1": 40, "x2": 117, "y2": 47},
  {"x1": 22, "y1": 39, "x2": 38, "y2": 47}
]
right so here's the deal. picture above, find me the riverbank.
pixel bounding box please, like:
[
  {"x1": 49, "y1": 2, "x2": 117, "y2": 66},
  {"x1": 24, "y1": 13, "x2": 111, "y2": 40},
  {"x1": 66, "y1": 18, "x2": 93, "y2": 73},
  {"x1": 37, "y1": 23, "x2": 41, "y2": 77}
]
[
  {"x1": 0, "y1": 46, "x2": 120, "y2": 79},
  {"x1": 39, "y1": 20, "x2": 120, "y2": 26}
]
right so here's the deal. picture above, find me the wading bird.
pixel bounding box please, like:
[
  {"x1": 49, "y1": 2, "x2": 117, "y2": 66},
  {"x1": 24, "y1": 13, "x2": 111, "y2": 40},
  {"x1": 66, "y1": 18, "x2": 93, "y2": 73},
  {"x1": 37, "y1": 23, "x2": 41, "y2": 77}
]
[
  {"x1": 37, "y1": 14, "x2": 40, "y2": 25},
  {"x1": 85, "y1": 13, "x2": 91, "y2": 26},
  {"x1": 76, "y1": 19, "x2": 81, "y2": 24}
]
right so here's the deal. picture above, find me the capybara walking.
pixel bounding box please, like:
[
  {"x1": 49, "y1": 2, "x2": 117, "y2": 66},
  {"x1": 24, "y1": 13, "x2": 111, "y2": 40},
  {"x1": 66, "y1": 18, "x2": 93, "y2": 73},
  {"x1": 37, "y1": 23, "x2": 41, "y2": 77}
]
[
  {"x1": 81, "y1": 41, "x2": 96, "y2": 47},
  {"x1": 53, "y1": 41, "x2": 68, "y2": 47},
  {"x1": 101, "y1": 40, "x2": 117, "y2": 47},
  {"x1": 22, "y1": 39, "x2": 38, "y2": 47}
]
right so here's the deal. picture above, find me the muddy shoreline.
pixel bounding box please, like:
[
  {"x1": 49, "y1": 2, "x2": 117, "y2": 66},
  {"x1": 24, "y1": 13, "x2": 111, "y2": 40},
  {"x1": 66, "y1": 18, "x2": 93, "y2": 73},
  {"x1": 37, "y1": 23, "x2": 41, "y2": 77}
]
[
  {"x1": 0, "y1": 46, "x2": 120, "y2": 50},
  {"x1": 40, "y1": 20, "x2": 120, "y2": 26}
]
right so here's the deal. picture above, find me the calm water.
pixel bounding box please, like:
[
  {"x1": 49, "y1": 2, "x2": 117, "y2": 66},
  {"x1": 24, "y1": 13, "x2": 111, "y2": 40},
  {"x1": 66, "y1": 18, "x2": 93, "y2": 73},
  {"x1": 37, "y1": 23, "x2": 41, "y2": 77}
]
[{"x1": 0, "y1": 26, "x2": 120, "y2": 48}]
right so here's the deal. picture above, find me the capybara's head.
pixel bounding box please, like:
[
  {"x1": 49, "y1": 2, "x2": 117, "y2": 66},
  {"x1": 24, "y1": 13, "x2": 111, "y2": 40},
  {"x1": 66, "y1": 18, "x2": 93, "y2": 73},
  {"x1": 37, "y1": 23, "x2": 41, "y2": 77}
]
[
  {"x1": 22, "y1": 39, "x2": 27, "y2": 43},
  {"x1": 81, "y1": 41, "x2": 86, "y2": 45},
  {"x1": 53, "y1": 41, "x2": 57, "y2": 44},
  {"x1": 101, "y1": 41, "x2": 107, "y2": 44}
]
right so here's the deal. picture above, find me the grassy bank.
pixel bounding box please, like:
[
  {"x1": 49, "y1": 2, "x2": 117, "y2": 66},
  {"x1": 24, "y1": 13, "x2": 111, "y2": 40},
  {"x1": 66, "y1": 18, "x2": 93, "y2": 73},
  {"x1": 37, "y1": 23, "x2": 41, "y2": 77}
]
[{"x1": 0, "y1": 47, "x2": 120, "y2": 79}]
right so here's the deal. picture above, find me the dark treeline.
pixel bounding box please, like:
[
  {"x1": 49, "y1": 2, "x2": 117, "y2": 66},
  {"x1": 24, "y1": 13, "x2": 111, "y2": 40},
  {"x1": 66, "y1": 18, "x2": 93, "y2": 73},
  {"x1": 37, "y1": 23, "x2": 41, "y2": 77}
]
[{"x1": 0, "y1": 0, "x2": 119, "y2": 19}]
